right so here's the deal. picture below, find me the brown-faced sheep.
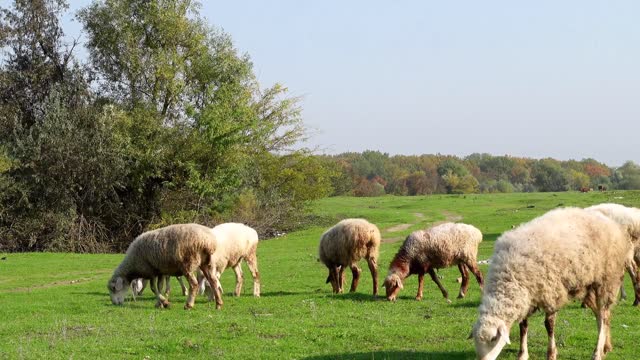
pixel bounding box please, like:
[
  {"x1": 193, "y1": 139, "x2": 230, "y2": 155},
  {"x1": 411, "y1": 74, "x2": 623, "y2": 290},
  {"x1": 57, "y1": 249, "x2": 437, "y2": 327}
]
[
  {"x1": 586, "y1": 203, "x2": 640, "y2": 305},
  {"x1": 471, "y1": 208, "x2": 632, "y2": 360},
  {"x1": 197, "y1": 223, "x2": 260, "y2": 300},
  {"x1": 107, "y1": 223, "x2": 223, "y2": 310},
  {"x1": 383, "y1": 222, "x2": 484, "y2": 302},
  {"x1": 319, "y1": 218, "x2": 381, "y2": 295}
]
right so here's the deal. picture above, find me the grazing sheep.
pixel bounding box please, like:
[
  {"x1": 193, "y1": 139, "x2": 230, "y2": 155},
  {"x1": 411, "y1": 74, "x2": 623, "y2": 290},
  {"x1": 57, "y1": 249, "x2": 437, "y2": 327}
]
[
  {"x1": 107, "y1": 223, "x2": 223, "y2": 310},
  {"x1": 198, "y1": 223, "x2": 260, "y2": 300},
  {"x1": 383, "y1": 222, "x2": 484, "y2": 302},
  {"x1": 586, "y1": 203, "x2": 640, "y2": 305},
  {"x1": 318, "y1": 218, "x2": 380, "y2": 295},
  {"x1": 471, "y1": 208, "x2": 632, "y2": 360}
]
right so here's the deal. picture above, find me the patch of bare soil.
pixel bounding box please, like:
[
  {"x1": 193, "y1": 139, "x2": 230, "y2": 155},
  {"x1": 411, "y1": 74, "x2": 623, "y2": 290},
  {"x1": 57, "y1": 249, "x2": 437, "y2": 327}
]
[
  {"x1": 382, "y1": 211, "x2": 463, "y2": 244},
  {"x1": 385, "y1": 223, "x2": 412, "y2": 233},
  {"x1": 6, "y1": 273, "x2": 108, "y2": 293}
]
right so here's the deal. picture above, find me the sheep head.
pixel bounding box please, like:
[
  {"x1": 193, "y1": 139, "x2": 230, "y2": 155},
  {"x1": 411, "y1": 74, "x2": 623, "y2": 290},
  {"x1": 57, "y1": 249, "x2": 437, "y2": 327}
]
[
  {"x1": 471, "y1": 317, "x2": 511, "y2": 360},
  {"x1": 107, "y1": 276, "x2": 129, "y2": 305},
  {"x1": 382, "y1": 273, "x2": 403, "y2": 301}
]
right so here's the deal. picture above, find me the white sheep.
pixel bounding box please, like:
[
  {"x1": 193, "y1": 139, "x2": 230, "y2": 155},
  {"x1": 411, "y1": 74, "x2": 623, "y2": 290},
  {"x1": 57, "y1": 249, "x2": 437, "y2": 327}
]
[
  {"x1": 318, "y1": 218, "x2": 380, "y2": 295},
  {"x1": 471, "y1": 208, "x2": 631, "y2": 360},
  {"x1": 107, "y1": 223, "x2": 223, "y2": 310},
  {"x1": 383, "y1": 222, "x2": 484, "y2": 302},
  {"x1": 198, "y1": 223, "x2": 260, "y2": 300},
  {"x1": 586, "y1": 203, "x2": 640, "y2": 305}
]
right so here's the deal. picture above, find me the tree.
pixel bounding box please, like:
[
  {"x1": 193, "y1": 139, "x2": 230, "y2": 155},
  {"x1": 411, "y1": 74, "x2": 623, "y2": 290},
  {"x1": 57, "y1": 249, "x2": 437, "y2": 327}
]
[
  {"x1": 532, "y1": 159, "x2": 569, "y2": 192},
  {"x1": 80, "y1": 0, "x2": 308, "y2": 228},
  {"x1": 613, "y1": 161, "x2": 640, "y2": 190},
  {"x1": 0, "y1": 0, "x2": 130, "y2": 251}
]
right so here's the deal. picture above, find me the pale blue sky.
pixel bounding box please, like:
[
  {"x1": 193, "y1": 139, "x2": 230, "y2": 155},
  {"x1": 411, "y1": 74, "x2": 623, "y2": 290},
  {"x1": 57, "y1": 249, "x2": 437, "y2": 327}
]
[{"x1": 7, "y1": 1, "x2": 640, "y2": 165}]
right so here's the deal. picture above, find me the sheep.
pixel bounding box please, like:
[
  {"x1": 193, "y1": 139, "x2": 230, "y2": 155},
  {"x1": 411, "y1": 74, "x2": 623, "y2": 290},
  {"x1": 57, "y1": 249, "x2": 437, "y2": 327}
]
[
  {"x1": 197, "y1": 223, "x2": 260, "y2": 299},
  {"x1": 586, "y1": 203, "x2": 640, "y2": 305},
  {"x1": 318, "y1": 218, "x2": 380, "y2": 295},
  {"x1": 383, "y1": 222, "x2": 484, "y2": 302},
  {"x1": 107, "y1": 223, "x2": 223, "y2": 310},
  {"x1": 471, "y1": 207, "x2": 632, "y2": 360}
]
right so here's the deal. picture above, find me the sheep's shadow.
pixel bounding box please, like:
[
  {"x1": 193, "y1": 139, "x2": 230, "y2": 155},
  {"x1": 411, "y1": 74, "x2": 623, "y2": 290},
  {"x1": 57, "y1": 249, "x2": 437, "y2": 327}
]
[
  {"x1": 451, "y1": 300, "x2": 481, "y2": 308},
  {"x1": 260, "y1": 290, "x2": 315, "y2": 297},
  {"x1": 301, "y1": 350, "x2": 474, "y2": 360},
  {"x1": 481, "y1": 233, "x2": 502, "y2": 242},
  {"x1": 328, "y1": 292, "x2": 382, "y2": 302}
]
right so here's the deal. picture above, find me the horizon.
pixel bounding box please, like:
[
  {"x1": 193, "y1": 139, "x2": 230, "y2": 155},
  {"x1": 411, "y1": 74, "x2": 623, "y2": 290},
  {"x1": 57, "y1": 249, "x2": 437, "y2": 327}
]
[{"x1": 5, "y1": 0, "x2": 638, "y2": 167}]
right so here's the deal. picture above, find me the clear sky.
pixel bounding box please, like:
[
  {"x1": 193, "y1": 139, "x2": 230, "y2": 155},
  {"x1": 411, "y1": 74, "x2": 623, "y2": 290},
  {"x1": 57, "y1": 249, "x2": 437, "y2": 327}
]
[{"x1": 10, "y1": 0, "x2": 640, "y2": 166}]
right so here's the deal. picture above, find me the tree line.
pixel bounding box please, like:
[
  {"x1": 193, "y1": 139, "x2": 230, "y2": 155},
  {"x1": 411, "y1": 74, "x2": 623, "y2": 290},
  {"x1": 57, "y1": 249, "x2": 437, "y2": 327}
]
[{"x1": 320, "y1": 151, "x2": 640, "y2": 197}]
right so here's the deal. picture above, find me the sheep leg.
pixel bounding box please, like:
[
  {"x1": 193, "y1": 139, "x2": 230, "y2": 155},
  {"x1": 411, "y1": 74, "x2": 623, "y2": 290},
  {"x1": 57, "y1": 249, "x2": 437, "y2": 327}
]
[
  {"x1": 604, "y1": 310, "x2": 612, "y2": 354},
  {"x1": 544, "y1": 312, "x2": 558, "y2": 360},
  {"x1": 176, "y1": 276, "x2": 188, "y2": 296},
  {"x1": 632, "y1": 265, "x2": 640, "y2": 306},
  {"x1": 328, "y1": 266, "x2": 340, "y2": 293},
  {"x1": 349, "y1": 264, "x2": 361, "y2": 293},
  {"x1": 151, "y1": 277, "x2": 170, "y2": 308},
  {"x1": 233, "y1": 264, "x2": 244, "y2": 297},
  {"x1": 518, "y1": 318, "x2": 529, "y2": 360},
  {"x1": 183, "y1": 272, "x2": 199, "y2": 310},
  {"x1": 245, "y1": 251, "x2": 261, "y2": 297},
  {"x1": 416, "y1": 273, "x2": 425, "y2": 301},
  {"x1": 367, "y1": 257, "x2": 378, "y2": 296},
  {"x1": 592, "y1": 308, "x2": 610, "y2": 360},
  {"x1": 466, "y1": 261, "x2": 484, "y2": 290},
  {"x1": 164, "y1": 276, "x2": 171, "y2": 298},
  {"x1": 338, "y1": 266, "x2": 346, "y2": 293},
  {"x1": 138, "y1": 279, "x2": 148, "y2": 295},
  {"x1": 428, "y1": 268, "x2": 450, "y2": 303},
  {"x1": 197, "y1": 271, "x2": 208, "y2": 296},
  {"x1": 201, "y1": 265, "x2": 223, "y2": 310},
  {"x1": 457, "y1": 263, "x2": 470, "y2": 299}
]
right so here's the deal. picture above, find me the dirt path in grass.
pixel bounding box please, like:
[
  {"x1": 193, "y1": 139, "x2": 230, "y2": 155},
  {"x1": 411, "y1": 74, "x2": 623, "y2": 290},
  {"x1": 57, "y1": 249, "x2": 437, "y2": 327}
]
[
  {"x1": 382, "y1": 211, "x2": 462, "y2": 244},
  {"x1": 5, "y1": 271, "x2": 110, "y2": 293}
]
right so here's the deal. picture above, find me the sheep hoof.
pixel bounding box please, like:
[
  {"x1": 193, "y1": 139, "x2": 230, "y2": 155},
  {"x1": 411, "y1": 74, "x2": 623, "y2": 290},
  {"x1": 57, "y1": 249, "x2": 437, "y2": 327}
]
[
  {"x1": 415, "y1": 296, "x2": 423, "y2": 301},
  {"x1": 155, "y1": 300, "x2": 170, "y2": 309},
  {"x1": 457, "y1": 294, "x2": 465, "y2": 299},
  {"x1": 184, "y1": 304, "x2": 193, "y2": 310},
  {"x1": 633, "y1": 300, "x2": 640, "y2": 306},
  {"x1": 216, "y1": 304, "x2": 223, "y2": 310},
  {"x1": 446, "y1": 298, "x2": 452, "y2": 304}
]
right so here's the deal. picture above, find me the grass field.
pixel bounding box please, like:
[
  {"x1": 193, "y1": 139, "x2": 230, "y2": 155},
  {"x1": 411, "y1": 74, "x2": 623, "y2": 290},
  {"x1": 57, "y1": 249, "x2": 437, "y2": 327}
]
[{"x1": 2, "y1": 191, "x2": 640, "y2": 359}]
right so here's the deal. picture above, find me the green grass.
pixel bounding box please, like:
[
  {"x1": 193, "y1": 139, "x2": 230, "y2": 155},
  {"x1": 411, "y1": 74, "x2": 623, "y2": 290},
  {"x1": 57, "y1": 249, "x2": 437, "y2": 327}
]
[{"x1": 2, "y1": 191, "x2": 640, "y2": 359}]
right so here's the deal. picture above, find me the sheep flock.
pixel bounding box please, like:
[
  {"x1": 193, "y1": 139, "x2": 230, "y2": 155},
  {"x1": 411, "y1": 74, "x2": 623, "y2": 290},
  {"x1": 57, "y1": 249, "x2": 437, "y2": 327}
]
[{"x1": 106, "y1": 202, "x2": 640, "y2": 359}]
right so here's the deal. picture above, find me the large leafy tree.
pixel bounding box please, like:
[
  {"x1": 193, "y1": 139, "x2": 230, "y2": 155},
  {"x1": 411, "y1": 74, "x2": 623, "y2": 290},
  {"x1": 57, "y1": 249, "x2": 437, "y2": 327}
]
[
  {"x1": 0, "y1": 0, "x2": 130, "y2": 251},
  {"x1": 79, "y1": 0, "x2": 314, "y2": 235}
]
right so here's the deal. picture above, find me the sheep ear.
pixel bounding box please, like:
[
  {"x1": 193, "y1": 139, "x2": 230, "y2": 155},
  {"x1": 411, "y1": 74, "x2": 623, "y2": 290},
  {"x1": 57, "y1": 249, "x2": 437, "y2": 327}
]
[
  {"x1": 115, "y1": 277, "x2": 124, "y2": 291},
  {"x1": 325, "y1": 275, "x2": 331, "y2": 284},
  {"x1": 497, "y1": 324, "x2": 511, "y2": 345}
]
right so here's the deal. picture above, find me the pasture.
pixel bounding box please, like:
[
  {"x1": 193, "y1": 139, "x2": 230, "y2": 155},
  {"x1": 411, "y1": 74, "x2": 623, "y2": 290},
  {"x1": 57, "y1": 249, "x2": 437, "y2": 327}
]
[{"x1": 2, "y1": 191, "x2": 640, "y2": 359}]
